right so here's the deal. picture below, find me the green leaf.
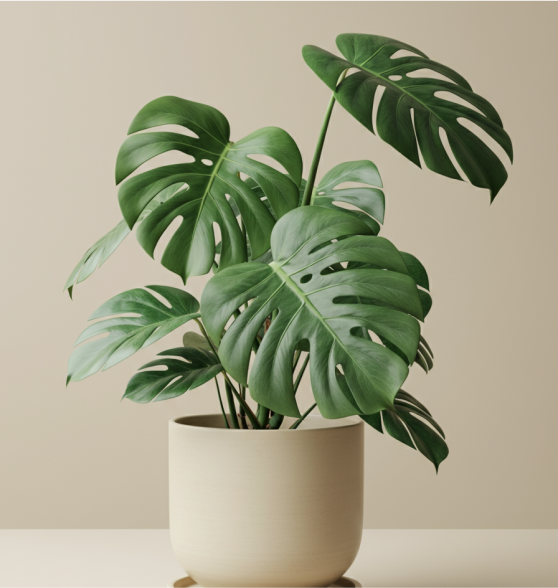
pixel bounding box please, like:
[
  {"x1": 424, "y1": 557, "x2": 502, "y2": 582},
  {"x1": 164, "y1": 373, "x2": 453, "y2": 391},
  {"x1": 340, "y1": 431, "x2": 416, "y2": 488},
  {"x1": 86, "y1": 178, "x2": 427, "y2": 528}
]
[
  {"x1": 361, "y1": 389, "x2": 448, "y2": 471},
  {"x1": 64, "y1": 221, "x2": 130, "y2": 299},
  {"x1": 313, "y1": 160, "x2": 385, "y2": 235},
  {"x1": 227, "y1": 160, "x2": 385, "y2": 264},
  {"x1": 182, "y1": 331, "x2": 212, "y2": 351},
  {"x1": 67, "y1": 285, "x2": 200, "y2": 384},
  {"x1": 400, "y1": 252, "x2": 429, "y2": 290},
  {"x1": 350, "y1": 251, "x2": 433, "y2": 319},
  {"x1": 122, "y1": 346, "x2": 222, "y2": 403},
  {"x1": 303, "y1": 34, "x2": 513, "y2": 200},
  {"x1": 401, "y1": 252, "x2": 432, "y2": 318},
  {"x1": 116, "y1": 96, "x2": 302, "y2": 282},
  {"x1": 414, "y1": 334, "x2": 435, "y2": 374},
  {"x1": 201, "y1": 207, "x2": 424, "y2": 419},
  {"x1": 64, "y1": 184, "x2": 184, "y2": 298}
]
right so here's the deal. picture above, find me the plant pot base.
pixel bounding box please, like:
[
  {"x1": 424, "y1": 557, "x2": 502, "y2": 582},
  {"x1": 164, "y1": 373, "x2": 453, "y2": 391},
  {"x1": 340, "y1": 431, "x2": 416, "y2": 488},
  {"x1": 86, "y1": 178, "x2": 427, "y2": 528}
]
[{"x1": 168, "y1": 575, "x2": 362, "y2": 588}]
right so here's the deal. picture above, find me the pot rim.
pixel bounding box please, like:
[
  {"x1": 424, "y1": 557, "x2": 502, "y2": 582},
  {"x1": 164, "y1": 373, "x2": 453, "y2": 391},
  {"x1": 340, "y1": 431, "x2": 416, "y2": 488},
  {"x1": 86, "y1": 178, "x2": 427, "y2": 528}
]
[{"x1": 170, "y1": 413, "x2": 363, "y2": 433}]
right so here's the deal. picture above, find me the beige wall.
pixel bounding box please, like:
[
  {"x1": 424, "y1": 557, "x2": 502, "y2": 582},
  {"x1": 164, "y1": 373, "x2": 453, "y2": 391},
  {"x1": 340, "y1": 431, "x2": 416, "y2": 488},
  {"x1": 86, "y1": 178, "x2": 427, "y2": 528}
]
[{"x1": 1, "y1": 2, "x2": 556, "y2": 529}]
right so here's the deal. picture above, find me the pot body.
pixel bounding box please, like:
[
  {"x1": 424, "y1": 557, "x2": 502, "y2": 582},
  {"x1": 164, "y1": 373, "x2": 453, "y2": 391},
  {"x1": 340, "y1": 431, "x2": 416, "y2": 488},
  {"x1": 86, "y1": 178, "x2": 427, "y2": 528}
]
[{"x1": 169, "y1": 414, "x2": 364, "y2": 587}]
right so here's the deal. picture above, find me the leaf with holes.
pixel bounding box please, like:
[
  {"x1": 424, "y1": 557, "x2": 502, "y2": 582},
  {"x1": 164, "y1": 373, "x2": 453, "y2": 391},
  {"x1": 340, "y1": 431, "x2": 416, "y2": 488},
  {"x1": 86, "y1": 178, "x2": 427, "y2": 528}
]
[
  {"x1": 303, "y1": 34, "x2": 513, "y2": 200},
  {"x1": 201, "y1": 207, "x2": 425, "y2": 419},
  {"x1": 339, "y1": 248, "x2": 434, "y2": 371},
  {"x1": 361, "y1": 389, "x2": 448, "y2": 471},
  {"x1": 64, "y1": 184, "x2": 184, "y2": 298},
  {"x1": 312, "y1": 160, "x2": 385, "y2": 234},
  {"x1": 116, "y1": 96, "x2": 302, "y2": 282},
  {"x1": 67, "y1": 286, "x2": 200, "y2": 384},
  {"x1": 123, "y1": 346, "x2": 222, "y2": 403}
]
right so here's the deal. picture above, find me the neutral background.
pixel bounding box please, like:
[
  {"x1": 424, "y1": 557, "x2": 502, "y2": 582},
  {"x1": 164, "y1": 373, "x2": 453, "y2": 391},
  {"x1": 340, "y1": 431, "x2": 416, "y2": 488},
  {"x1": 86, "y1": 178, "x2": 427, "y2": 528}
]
[{"x1": 1, "y1": 2, "x2": 556, "y2": 529}]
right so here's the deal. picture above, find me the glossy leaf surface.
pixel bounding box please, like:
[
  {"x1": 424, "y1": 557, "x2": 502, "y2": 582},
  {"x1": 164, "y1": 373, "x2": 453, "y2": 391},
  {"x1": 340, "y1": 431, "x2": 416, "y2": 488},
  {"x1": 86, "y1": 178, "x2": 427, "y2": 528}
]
[
  {"x1": 116, "y1": 96, "x2": 302, "y2": 281},
  {"x1": 361, "y1": 389, "x2": 448, "y2": 471},
  {"x1": 313, "y1": 160, "x2": 385, "y2": 234},
  {"x1": 64, "y1": 220, "x2": 130, "y2": 300},
  {"x1": 64, "y1": 184, "x2": 184, "y2": 298},
  {"x1": 303, "y1": 34, "x2": 513, "y2": 200},
  {"x1": 123, "y1": 346, "x2": 222, "y2": 403},
  {"x1": 182, "y1": 331, "x2": 212, "y2": 351},
  {"x1": 201, "y1": 207, "x2": 424, "y2": 419},
  {"x1": 67, "y1": 286, "x2": 200, "y2": 383}
]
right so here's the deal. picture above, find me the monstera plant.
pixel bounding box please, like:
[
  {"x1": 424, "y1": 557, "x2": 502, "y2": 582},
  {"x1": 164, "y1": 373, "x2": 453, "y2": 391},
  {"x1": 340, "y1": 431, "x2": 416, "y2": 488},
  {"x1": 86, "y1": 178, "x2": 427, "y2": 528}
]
[{"x1": 66, "y1": 33, "x2": 512, "y2": 473}]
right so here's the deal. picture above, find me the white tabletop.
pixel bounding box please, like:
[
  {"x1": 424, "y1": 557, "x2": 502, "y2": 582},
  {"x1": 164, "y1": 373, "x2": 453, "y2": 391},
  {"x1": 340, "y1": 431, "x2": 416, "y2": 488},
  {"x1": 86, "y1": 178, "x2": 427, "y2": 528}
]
[{"x1": 0, "y1": 529, "x2": 556, "y2": 587}]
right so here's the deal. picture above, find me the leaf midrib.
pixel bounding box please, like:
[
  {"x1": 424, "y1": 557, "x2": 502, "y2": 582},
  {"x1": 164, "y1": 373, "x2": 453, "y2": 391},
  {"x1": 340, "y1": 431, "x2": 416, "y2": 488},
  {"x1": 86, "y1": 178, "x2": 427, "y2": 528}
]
[
  {"x1": 270, "y1": 260, "x2": 383, "y2": 402},
  {"x1": 343, "y1": 51, "x2": 465, "y2": 139},
  {"x1": 187, "y1": 141, "x2": 234, "y2": 265},
  {"x1": 342, "y1": 58, "x2": 493, "y2": 179},
  {"x1": 85, "y1": 312, "x2": 200, "y2": 378}
]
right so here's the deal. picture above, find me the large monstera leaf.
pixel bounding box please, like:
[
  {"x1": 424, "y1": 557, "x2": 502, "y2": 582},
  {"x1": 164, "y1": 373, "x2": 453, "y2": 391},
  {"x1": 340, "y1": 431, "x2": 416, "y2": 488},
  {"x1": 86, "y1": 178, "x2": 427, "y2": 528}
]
[
  {"x1": 64, "y1": 185, "x2": 184, "y2": 298},
  {"x1": 116, "y1": 96, "x2": 302, "y2": 282},
  {"x1": 123, "y1": 346, "x2": 222, "y2": 403},
  {"x1": 361, "y1": 389, "x2": 448, "y2": 471},
  {"x1": 303, "y1": 34, "x2": 513, "y2": 200},
  {"x1": 201, "y1": 207, "x2": 425, "y2": 419},
  {"x1": 67, "y1": 286, "x2": 200, "y2": 383}
]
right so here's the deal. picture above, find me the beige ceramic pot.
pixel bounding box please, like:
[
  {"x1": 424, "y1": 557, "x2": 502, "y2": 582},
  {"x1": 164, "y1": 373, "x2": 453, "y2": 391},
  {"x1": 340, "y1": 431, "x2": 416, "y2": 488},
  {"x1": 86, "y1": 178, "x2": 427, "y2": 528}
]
[{"x1": 169, "y1": 414, "x2": 364, "y2": 587}]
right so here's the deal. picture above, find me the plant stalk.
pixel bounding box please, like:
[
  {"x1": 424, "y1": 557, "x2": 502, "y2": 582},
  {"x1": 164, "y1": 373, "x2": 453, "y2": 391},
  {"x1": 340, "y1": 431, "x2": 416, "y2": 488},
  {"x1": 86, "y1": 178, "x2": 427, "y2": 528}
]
[
  {"x1": 290, "y1": 403, "x2": 317, "y2": 430},
  {"x1": 292, "y1": 349, "x2": 302, "y2": 372},
  {"x1": 224, "y1": 379, "x2": 240, "y2": 429},
  {"x1": 257, "y1": 406, "x2": 270, "y2": 428},
  {"x1": 269, "y1": 353, "x2": 311, "y2": 430},
  {"x1": 195, "y1": 317, "x2": 247, "y2": 427},
  {"x1": 239, "y1": 385, "x2": 248, "y2": 429},
  {"x1": 194, "y1": 318, "x2": 219, "y2": 354},
  {"x1": 300, "y1": 70, "x2": 347, "y2": 207},
  {"x1": 293, "y1": 354, "x2": 310, "y2": 395},
  {"x1": 229, "y1": 384, "x2": 261, "y2": 429},
  {"x1": 214, "y1": 377, "x2": 229, "y2": 429}
]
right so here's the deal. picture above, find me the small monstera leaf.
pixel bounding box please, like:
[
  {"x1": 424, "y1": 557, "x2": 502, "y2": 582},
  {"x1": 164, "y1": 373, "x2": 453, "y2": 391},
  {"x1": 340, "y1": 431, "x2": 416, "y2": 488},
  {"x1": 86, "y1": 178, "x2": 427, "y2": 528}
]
[
  {"x1": 123, "y1": 346, "x2": 222, "y2": 403},
  {"x1": 64, "y1": 220, "x2": 130, "y2": 300},
  {"x1": 361, "y1": 389, "x2": 448, "y2": 471},
  {"x1": 182, "y1": 331, "x2": 212, "y2": 351},
  {"x1": 201, "y1": 207, "x2": 425, "y2": 419},
  {"x1": 64, "y1": 185, "x2": 184, "y2": 298},
  {"x1": 312, "y1": 160, "x2": 385, "y2": 234},
  {"x1": 303, "y1": 34, "x2": 513, "y2": 200},
  {"x1": 116, "y1": 96, "x2": 302, "y2": 282},
  {"x1": 67, "y1": 286, "x2": 200, "y2": 384}
]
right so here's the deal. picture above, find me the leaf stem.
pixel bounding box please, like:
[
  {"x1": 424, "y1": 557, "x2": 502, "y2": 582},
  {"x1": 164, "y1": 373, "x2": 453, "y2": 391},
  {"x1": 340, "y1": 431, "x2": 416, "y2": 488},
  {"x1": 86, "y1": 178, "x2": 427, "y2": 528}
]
[
  {"x1": 195, "y1": 318, "x2": 242, "y2": 427},
  {"x1": 239, "y1": 385, "x2": 248, "y2": 429},
  {"x1": 229, "y1": 384, "x2": 262, "y2": 429},
  {"x1": 290, "y1": 403, "x2": 317, "y2": 429},
  {"x1": 293, "y1": 354, "x2": 310, "y2": 394},
  {"x1": 224, "y1": 379, "x2": 240, "y2": 429},
  {"x1": 269, "y1": 353, "x2": 310, "y2": 430},
  {"x1": 214, "y1": 377, "x2": 229, "y2": 429},
  {"x1": 300, "y1": 69, "x2": 347, "y2": 207},
  {"x1": 257, "y1": 406, "x2": 270, "y2": 428},
  {"x1": 292, "y1": 349, "x2": 302, "y2": 372},
  {"x1": 194, "y1": 318, "x2": 219, "y2": 356}
]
